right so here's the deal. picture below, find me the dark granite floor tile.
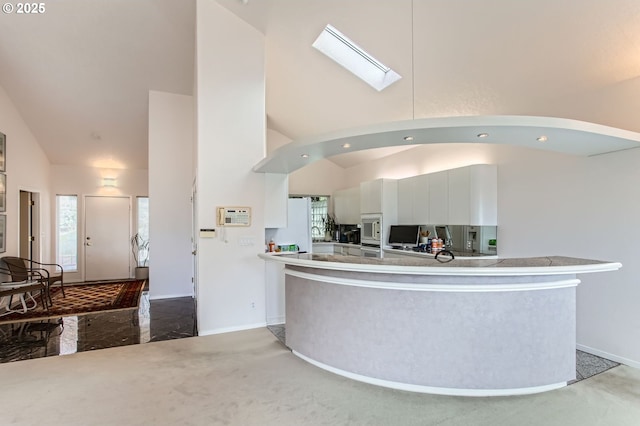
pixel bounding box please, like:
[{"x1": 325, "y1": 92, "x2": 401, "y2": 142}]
[
  {"x1": 0, "y1": 291, "x2": 196, "y2": 364},
  {"x1": 574, "y1": 349, "x2": 620, "y2": 381},
  {"x1": 267, "y1": 324, "x2": 286, "y2": 346},
  {"x1": 149, "y1": 296, "x2": 197, "y2": 342}
]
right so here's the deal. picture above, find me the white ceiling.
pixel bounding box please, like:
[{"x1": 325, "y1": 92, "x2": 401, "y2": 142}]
[
  {"x1": 2, "y1": 0, "x2": 640, "y2": 170},
  {"x1": 0, "y1": 0, "x2": 195, "y2": 170}
]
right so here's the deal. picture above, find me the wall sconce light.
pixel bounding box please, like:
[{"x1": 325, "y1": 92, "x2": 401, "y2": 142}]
[{"x1": 102, "y1": 177, "x2": 117, "y2": 187}]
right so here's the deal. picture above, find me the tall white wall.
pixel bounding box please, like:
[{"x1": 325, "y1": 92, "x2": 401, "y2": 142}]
[
  {"x1": 344, "y1": 142, "x2": 640, "y2": 367},
  {"x1": 0, "y1": 84, "x2": 51, "y2": 262},
  {"x1": 50, "y1": 165, "x2": 148, "y2": 282},
  {"x1": 195, "y1": 0, "x2": 266, "y2": 335},
  {"x1": 148, "y1": 90, "x2": 194, "y2": 299}
]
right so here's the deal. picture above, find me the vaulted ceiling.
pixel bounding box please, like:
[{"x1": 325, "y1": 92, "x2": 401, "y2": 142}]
[{"x1": 2, "y1": 0, "x2": 640, "y2": 170}]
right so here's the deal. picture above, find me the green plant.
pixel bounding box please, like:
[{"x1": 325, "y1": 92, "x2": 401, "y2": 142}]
[
  {"x1": 322, "y1": 214, "x2": 336, "y2": 234},
  {"x1": 131, "y1": 233, "x2": 149, "y2": 267}
]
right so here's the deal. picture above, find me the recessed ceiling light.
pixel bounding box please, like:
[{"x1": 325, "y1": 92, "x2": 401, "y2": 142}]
[
  {"x1": 477, "y1": 133, "x2": 489, "y2": 138},
  {"x1": 312, "y1": 24, "x2": 401, "y2": 91},
  {"x1": 301, "y1": 154, "x2": 309, "y2": 158},
  {"x1": 537, "y1": 136, "x2": 548, "y2": 142},
  {"x1": 342, "y1": 143, "x2": 351, "y2": 148},
  {"x1": 403, "y1": 136, "x2": 414, "y2": 141}
]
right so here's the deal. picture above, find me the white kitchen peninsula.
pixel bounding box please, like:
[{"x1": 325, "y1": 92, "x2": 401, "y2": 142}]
[{"x1": 259, "y1": 253, "x2": 621, "y2": 396}]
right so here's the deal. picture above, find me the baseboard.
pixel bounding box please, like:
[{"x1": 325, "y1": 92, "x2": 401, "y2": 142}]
[
  {"x1": 266, "y1": 315, "x2": 285, "y2": 325},
  {"x1": 576, "y1": 343, "x2": 640, "y2": 369},
  {"x1": 199, "y1": 322, "x2": 267, "y2": 336}
]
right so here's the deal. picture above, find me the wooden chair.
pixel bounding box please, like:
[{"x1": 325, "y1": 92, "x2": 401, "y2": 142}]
[
  {"x1": 1, "y1": 257, "x2": 65, "y2": 307},
  {"x1": 0, "y1": 266, "x2": 48, "y2": 316}
]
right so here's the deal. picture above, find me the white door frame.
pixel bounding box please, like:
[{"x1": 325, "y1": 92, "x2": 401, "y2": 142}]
[{"x1": 191, "y1": 178, "x2": 198, "y2": 300}]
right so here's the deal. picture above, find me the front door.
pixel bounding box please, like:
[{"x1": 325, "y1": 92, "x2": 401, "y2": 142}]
[{"x1": 85, "y1": 196, "x2": 131, "y2": 281}]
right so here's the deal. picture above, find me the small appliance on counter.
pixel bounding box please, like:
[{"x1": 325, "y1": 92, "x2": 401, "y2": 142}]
[
  {"x1": 360, "y1": 214, "x2": 382, "y2": 246},
  {"x1": 337, "y1": 224, "x2": 360, "y2": 244}
]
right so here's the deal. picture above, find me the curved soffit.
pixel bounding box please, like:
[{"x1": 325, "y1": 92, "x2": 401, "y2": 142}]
[{"x1": 253, "y1": 115, "x2": 640, "y2": 174}]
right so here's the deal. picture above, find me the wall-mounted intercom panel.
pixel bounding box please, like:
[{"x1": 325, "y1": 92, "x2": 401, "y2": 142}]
[{"x1": 217, "y1": 207, "x2": 251, "y2": 227}]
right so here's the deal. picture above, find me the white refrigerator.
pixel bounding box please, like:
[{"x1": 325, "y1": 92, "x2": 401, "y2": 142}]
[{"x1": 264, "y1": 197, "x2": 312, "y2": 325}]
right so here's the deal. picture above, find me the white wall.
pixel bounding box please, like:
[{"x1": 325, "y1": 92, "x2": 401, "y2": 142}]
[
  {"x1": 148, "y1": 90, "x2": 194, "y2": 299},
  {"x1": 50, "y1": 165, "x2": 148, "y2": 282},
  {"x1": 0, "y1": 84, "x2": 51, "y2": 262},
  {"x1": 195, "y1": 0, "x2": 267, "y2": 335},
  {"x1": 343, "y1": 142, "x2": 640, "y2": 367}
]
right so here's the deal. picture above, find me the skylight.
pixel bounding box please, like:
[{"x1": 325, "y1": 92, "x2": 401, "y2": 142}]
[{"x1": 312, "y1": 24, "x2": 401, "y2": 91}]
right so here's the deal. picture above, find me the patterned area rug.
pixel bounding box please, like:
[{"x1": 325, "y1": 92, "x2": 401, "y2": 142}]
[{"x1": 0, "y1": 280, "x2": 146, "y2": 325}]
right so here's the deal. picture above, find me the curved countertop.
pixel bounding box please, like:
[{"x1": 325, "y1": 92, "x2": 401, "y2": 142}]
[
  {"x1": 261, "y1": 252, "x2": 622, "y2": 396},
  {"x1": 259, "y1": 252, "x2": 622, "y2": 276}
]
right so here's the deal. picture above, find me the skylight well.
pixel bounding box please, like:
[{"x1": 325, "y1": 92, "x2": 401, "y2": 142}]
[{"x1": 312, "y1": 24, "x2": 401, "y2": 91}]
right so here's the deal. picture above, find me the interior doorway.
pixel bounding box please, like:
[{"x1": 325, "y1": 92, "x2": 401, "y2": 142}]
[
  {"x1": 84, "y1": 196, "x2": 131, "y2": 281},
  {"x1": 19, "y1": 190, "x2": 40, "y2": 261}
]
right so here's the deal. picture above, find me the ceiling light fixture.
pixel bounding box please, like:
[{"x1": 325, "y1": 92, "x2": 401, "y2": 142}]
[
  {"x1": 342, "y1": 143, "x2": 351, "y2": 148},
  {"x1": 102, "y1": 177, "x2": 117, "y2": 187},
  {"x1": 404, "y1": 136, "x2": 414, "y2": 141},
  {"x1": 537, "y1": 136, "x2": 548, "y2": 142},
  {"x1": 301, "y1": 154, "x2": 309, "y2": 158},
  {"x1": 477, "y1": 133, "x2": 489, "y2": 138},
  {"x1": 312, "y1": 24, "x2": 401, "y2": 91}
]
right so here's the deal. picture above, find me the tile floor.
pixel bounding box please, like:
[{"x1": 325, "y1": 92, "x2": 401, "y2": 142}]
[
  {"x1": 266, "y1": 324, "x2": 620, "y2": 385},
  {"x1": 0, "y1": 291, "x2": 197, "y2": 364}
]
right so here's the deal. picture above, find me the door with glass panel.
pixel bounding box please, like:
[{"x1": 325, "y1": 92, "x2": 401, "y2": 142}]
[{"x1": 84, "y1": 196, "x2": 131, "y2": 281}]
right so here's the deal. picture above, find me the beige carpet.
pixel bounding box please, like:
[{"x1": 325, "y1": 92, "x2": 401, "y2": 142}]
[{"x1": 1, "y1": 327, "x2": 639, "y2": 425}]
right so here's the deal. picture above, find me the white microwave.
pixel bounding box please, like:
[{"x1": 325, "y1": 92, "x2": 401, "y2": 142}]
[{"x1": 361, "y1": 214, "x2": 382, "y2": 245}]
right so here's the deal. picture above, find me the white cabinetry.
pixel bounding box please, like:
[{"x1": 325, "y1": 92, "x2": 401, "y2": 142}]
[
  {"x1": 360, "y1": 180, "x2": 381, "y2": 214},
  {"x1": 398, "y1": 174, "x2": 430, "y2": 225},
  {"x1": 448, "y1": 167, "x2": 471, "y2": 225},
  {"x1": 397, "y1": 178, "x2": 414, "y2": 225},
  {"x1": 264, "y1": 173, "x2": 288, "y2": 228},
  {"x1": 413, "y1": 174, "x2": 430, "y2": 225},
  {"x1": 396, "y1": 164, "x2": 497, "y2": 226},
  {"x1": 428, "y1": 171, "x2": 449, "y2": 224},
  {"x1": 313, "y1": 243, "x2": 361, "y2": 256},
  {"x1": 312, "y1": 243, "x2": 334, "y2": 254},
  {"x1": 448, "y1": 164, "x2": 497, "y2": 225},
  {"x1": 346, "y1": 246, "x2": 361, "y2": 256},
  {"x1": 360, "y1": 178, "x2": 397, "y2": 245},
  {"x1": 334, "y1": 186, "x2": 360, "y2": 225},
  {"x1": 360, "y1": 178, "x2": 397, "y2": 217},
  {"x1": 382, "y1": 251, "x2": 407, "y2": 259},
  {"x1": 265, "y1": 261, "x2": 285, "y2": 325}
]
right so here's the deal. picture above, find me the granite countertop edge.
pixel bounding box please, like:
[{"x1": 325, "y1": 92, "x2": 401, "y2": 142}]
[{"x1": 258, "y1": 253, "x2": 622, "y2": 276}]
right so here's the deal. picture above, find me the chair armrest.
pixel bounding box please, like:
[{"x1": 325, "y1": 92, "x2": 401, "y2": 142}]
[{"x1": 29, "y1": 260, "x2": 64, "y2": 274}]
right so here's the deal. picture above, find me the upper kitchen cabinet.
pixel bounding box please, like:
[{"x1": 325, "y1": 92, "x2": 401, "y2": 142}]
[
  {"x1": 360, "y1": 178, "x2": 398, "y2": 220},
  {"x1": 334, "y1": 186, "x2": 360, "y2": 224},
  {"x1": 428, "y1": 171, "x2": 449, "y2": 224},
  {"x1": 264, "y1": 173, "x2": 289, "y2": 228},
  {"x1": 397, "y1": 178, "x2": 415, "y2": 224},
  {"x1": 448, "y1": 165, "x2": 497, "y2": 225},
  {"x1": 398, "y1": 175, "x2": 430, "y2": 225},
  {"x1": 396, "y1": 164, "x2": 497, "y2": 226}
]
